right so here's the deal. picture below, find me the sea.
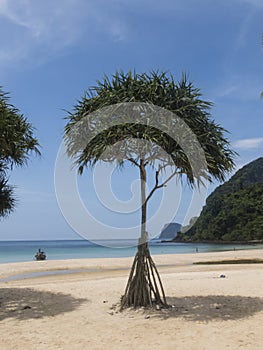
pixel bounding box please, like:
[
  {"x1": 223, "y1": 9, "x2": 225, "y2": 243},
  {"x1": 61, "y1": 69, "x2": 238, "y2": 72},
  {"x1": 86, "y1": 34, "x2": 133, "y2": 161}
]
[{"x1": 0, "y1": 239, "x2": 262, "y2": 264}]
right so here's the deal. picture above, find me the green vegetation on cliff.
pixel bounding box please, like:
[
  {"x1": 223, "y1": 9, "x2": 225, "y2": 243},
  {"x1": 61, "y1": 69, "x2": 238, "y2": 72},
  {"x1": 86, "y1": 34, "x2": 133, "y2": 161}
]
[{"x1": 176, "y1": 157, "x2": 263, "y2": 242}]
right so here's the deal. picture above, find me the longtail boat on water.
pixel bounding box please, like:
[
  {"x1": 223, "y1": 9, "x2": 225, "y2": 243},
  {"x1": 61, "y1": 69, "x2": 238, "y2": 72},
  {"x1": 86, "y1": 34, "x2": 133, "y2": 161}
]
[{"x1": 35, "y1": 248, "x2": 46, "y2": 261}]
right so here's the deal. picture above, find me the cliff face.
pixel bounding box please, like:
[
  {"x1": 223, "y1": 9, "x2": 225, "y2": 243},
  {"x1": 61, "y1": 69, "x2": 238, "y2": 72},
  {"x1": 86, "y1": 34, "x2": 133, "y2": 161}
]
[
  {"x1": 176, "y1": 157, "x2": 263, "y2": 242},
  {"x1": 159, "y1": 223, "x2": 181, "y2": 240}
]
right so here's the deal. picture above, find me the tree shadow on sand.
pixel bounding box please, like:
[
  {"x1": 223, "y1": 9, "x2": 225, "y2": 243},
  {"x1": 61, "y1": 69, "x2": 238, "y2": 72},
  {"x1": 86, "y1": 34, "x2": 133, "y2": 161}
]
[
  {"x1": 149, "y1": 295, "x2": 263, "y2": 322},
  {"x1": 0, "y1": 288, "x2": 88, "y2": 321}
]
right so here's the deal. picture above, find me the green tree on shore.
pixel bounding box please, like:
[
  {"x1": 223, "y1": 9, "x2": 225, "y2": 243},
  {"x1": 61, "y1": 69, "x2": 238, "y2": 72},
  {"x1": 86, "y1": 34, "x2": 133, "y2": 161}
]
[
  {"x1": 64, "y1": 70, "x2": 235, "y2": 309},
  {"x1": 0, "y1": 87, "x2": 40, "y2": 218}
]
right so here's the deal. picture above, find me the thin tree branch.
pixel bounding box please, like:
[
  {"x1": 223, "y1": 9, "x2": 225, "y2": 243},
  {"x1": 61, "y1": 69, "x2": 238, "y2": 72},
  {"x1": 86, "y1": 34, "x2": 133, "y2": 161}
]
[
  {"x1": 157, "y1": 163, "x2": 171, "y2": 172},
  {"x1": 144, "y1": 154, "x2": 171, "y2": 165},
  {"x1": 159, "y1": 170, "x2": 178, "y2": 187},
  {"x1": 145, "y1": 169, "x2": 178, "y2": 204},
  {"x1": 128, "y1": 158, "x2": 139, "y2": 167}
]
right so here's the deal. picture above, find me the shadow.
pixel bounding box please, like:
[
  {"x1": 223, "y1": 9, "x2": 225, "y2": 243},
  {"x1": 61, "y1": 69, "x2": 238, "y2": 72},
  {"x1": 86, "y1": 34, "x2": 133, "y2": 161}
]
[
  {"x1": 0, "y1": 288, "x2": 88, "y2": 321},
  {"x1": 149, "y1": 295, "x2": 263, "y2": 322}
]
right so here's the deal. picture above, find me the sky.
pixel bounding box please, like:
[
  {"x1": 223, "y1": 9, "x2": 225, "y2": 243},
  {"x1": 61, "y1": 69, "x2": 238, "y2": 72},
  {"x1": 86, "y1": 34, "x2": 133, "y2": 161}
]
[{"x1": 0, "y1": 0, "x2": 262, "y2": 241}]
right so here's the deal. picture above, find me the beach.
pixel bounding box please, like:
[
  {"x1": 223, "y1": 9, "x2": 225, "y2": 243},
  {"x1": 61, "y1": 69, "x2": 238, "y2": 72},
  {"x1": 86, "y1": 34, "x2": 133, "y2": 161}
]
[{"x1": 0, "y1": 249, "x2": 262, "y2": 350}]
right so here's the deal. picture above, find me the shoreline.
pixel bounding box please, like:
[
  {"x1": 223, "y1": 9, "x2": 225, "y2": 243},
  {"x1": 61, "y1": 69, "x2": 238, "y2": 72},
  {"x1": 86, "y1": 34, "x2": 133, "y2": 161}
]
[
  {"x1": 171, "y1": 239, "x2": 263, "y2": 244},
  {"x1": 1, "y1": 241, "x2": 263, "y2": 267},
  {"x1": 1, "y1": 248, "x2": 263, "y2": 280},
  {"x1": 1, "y1": 249, "x2": 263, "y2": 349}
]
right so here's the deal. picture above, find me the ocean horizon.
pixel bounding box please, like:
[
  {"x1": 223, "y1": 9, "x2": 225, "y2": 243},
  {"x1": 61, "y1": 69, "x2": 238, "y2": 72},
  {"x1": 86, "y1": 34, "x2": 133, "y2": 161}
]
[{"x1": 1, "y1": 239, "x2": 263, "y2": 264}]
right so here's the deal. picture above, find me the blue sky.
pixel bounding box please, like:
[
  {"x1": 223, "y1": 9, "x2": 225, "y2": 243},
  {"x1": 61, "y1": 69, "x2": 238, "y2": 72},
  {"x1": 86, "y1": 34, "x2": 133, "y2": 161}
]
[{"x1": 0, "y1": 0, "x2": 262, "y2": 241}]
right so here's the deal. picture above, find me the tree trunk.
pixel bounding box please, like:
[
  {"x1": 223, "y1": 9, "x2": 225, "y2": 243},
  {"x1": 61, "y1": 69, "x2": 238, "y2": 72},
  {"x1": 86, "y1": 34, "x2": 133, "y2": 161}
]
[
  {"x1": 121, "y1": 160, "x2": 167, "y2": 309},
  {"x1": 140, "y1": 159, "x2": 147, "y2": 243}
]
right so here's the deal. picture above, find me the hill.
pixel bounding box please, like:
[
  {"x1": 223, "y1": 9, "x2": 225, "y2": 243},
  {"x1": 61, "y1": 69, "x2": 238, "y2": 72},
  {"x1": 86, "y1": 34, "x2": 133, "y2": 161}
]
[
  {"x1": 175, "y1": 157, "x2": 263, "y2": 242},
  {"x1": 158, "y1": 223, "x2": 181, "y2": 240}
]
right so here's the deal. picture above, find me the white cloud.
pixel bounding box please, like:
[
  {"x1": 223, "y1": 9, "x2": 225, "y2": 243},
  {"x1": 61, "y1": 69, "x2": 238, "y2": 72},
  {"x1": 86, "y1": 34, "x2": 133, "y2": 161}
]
[
  {"x1": 0, "y1": 1, "x2": 88, "y2": 46},
  {"x1": 0, "y1": 0, "x2": 130, "y2": 70},
  {"x1": 233, "y1": 137, "x2": 263, "y2": 149},
  {"x1": 234, "y1": 9, "x2": 255, "y2": 51},
  {"x1": 0, "y1": 0, "x2": 261, "y2": 73},
  {"x1": 215, "y1": 85, "x2": 239, "y2": 98},
  {"x1": 213, "y1": 77, "x2": 263, "y2": 101}
]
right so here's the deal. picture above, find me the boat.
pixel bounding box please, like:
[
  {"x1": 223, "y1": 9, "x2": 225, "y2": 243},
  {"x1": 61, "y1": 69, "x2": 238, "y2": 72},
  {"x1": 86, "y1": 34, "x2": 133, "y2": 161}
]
[{"x1": 35, "y1": 248, "x2": 46, "y2": 261}]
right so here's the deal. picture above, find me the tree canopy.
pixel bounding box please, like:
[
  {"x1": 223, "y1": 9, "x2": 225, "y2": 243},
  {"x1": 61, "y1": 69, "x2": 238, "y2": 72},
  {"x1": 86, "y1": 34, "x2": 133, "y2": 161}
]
[
  {"x1": 0, "y1": 175, "x2": 15, "y2": 218},
  {"x1": 0, "y1": 87, "x2": 40, "y2": 217},
  {"x1": 65, "y1": 71, "x2": 236, "y2": 183}
]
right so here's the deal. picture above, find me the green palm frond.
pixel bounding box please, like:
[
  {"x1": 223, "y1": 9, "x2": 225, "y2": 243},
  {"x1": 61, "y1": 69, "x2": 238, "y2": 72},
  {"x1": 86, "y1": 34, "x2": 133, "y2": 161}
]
[
  {"x1": 64, "y1": 70, "x2": 236, "y2": 185},
  {"x1": 0, "y1": 87, "x2": 40, "y2": 169},
  {"x1": 0, "y1": 86, "x2": 40, "y2": 218},
  {"x1": 0, "y1": 174, "x2": 15, "y2": 218}
]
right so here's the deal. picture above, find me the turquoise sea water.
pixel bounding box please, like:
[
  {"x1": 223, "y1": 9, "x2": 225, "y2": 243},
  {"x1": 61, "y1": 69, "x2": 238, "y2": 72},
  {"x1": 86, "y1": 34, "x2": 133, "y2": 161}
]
[{"x1": 0, "y1": 240, "x2": 262, "y2": 264}]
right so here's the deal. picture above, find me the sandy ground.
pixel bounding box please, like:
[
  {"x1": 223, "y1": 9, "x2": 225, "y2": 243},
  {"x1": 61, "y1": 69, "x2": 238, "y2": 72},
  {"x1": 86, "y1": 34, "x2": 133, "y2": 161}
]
[{"x1": 0, "y1": 249, "x2": 263, "y2": 350}]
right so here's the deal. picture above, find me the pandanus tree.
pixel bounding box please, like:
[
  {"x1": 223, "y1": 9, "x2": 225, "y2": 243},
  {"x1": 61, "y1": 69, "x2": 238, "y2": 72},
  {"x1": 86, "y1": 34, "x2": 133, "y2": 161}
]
[
  {"x1": 0, "y1": 176, "x2": 15, "y2": 218},
  {"x1": 0, "y1": 87, "x2": 40, "y2": 218},
  {"x1": 64, "y1": 70, "x2": 235, "y2": 309}
]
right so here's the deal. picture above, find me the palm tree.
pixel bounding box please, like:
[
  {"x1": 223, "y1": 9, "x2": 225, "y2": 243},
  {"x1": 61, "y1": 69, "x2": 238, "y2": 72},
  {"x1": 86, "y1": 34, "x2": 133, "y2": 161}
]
[
  {"x1": 64, "y1": 70, "x2": 236, "y2": 309},
  {"x1": 0, "y1": 87, "x2": 40, "y2": 217},
  {"x1": 0, "y1": 175, "x2": 15, "y2": 218}
]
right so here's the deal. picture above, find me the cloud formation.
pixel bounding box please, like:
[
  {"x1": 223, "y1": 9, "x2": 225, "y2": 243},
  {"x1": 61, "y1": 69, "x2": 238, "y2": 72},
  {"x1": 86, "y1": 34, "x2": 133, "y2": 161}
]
[
  {"x1": 1, "y1": 0, "x2": 262, "y2": 72},
  {"x1": 0, "y1": 0, "x2": 130, "y2": 70},
  {"x1": 233, "y1": 137, "x2": 263, "y2": 149}
]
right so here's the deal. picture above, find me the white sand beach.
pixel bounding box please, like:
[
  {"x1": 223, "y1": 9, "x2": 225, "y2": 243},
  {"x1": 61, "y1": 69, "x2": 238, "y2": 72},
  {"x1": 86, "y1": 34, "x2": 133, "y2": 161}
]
[{"x1": 0, "y1": 249, "x2": 263, "y2": 350}]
